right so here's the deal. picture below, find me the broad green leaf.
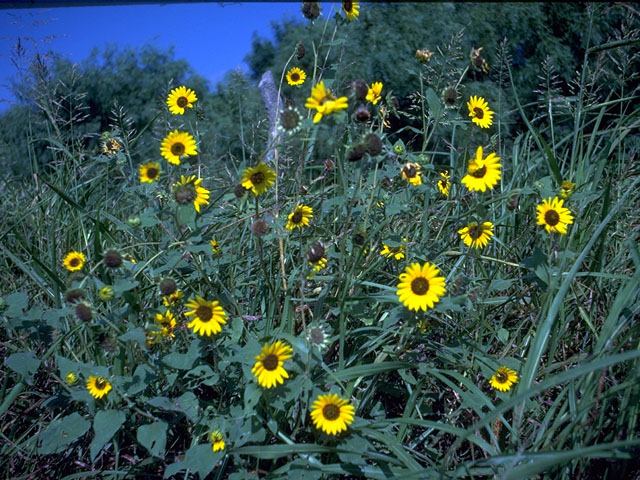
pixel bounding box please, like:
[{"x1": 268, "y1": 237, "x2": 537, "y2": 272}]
[
  {"x1": 89, "y1": 410, "x2": 126, "y2": 461},
  {"x1": 38, "y1": 413, "x2": 91, "y2": 454},
  {"x1": 164, "y1": 444, "x2": 222, "y2": 478},
  {"x1": 137, "y1": 422, "x2": 167, "y2": 458},
  {"x1": 6, "y1": 351, "x2": 41, "y2": 385}
]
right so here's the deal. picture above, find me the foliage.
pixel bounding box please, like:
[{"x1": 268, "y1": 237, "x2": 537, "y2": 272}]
[{"x1": 1, "y1": 2, "x2": 640, "y2": 479}]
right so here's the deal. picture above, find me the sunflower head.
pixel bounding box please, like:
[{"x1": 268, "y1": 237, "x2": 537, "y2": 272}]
[
  {"x1": 139, "y1": 161, "x2": 160, "y2": 183},
  {"x1": 185, "y1": 295, "x2": 227, "y2": 336},
  {"x1": 437, "y1": 170, "x2": 451, "y2": 197},
  {"x1": 490, "y1": 366, "x2": 518, "y2": 392},
  {"x1": 252, "y1": 340, "x2": 293, "y2": 389},
  {"x1": 458, "y1": 221, "x2": 494, "y2": 249},
  {"x1": 305, "y1": 81, "x2": 349, "y2": 123},
  {"x1": 241, "y1": 162, "x2": 277, "y2": 196},
  {"x1": 167, "y1": 86, "x2": 197, "y2": 115},
  {"x1": 286, "y1": 67, "x2": 306, "y2": 87},
  {"x1": 401, "y1": 163, "x2": 422, "y2": 186},
  {"x1": 63, "y1": 251, "x2": 85, "y2": 272},
  {"x1": 307, "y1": 322, "x2": 331, "y2": 350},
  {"x1": 366, "y1": 81, "x2": 383, "y2": 105},
  {"x1": 160, "y1": 130, "x2": 198, "y2": 165},
  {"x1": 163, "y1": 289, "x2": 184, "y2": 307},
  {"x1": 209, "y1": 430, "x2": 226, "y2": 452},
  {"x1": 310, "y1": 393, "x2": 355, "y2": 435},
  {"x1": 307, "y1": 241, "x2": 325, "y2": 263},
  {"x1": 461, "y1": 146, "x2": 502, "y2": 192},
  {"x1": 342, "y1": 0, "x2": 360, "y2": 21},
  {"x1": 286, "y1": 205, "x2": 313, "y2": 231},
  {"x1": 101, "y1": 133, "x2": 122, "y2": 155},
  {"x1": 279, "y1": 106, "x2": 301, "y2": 134},
  {"x1": 467, "y1": 96, "x2": 494, "y2": 129},
  {"x1": 397, "y1": 262, "x2": 446, "y2": 312},
  {"x1": 470, "y1": 47, "x2": 489, "y2": 74},
  {"x1": 103, "y1": 249, "x2": 123, "y2": 269},
  {"x1": 536, "y1": 197, "x2": 574, "y2": 234},
  {"x1": 558, "y1": 180, "x2": 575, "y2": 200},
  {"x1": 87, "y1": 375, "x2": 112, "y2": 399},
  {"x1": 173, "y1": 175, "x2": 210, "y2": 213},
  {"x1": 210, "y1": 239, "x2": 221, "y2": 255}
]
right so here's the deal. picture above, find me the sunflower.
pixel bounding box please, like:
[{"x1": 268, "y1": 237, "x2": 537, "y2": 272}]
[
  {"x1": 305, "y1": 81, "x2": 349, "y2": 123},
  {"x1": 366, "y1": 81, "x2": 383, "y2": 105},
  {"x1": 286, "y1": 67, "x2": 306, "y2": 86},
  {"x1": 209, "y1": 430, "x2": 226, "y2": 452},
  {"x1": 101, "y1": 133, "x2": 121, "y2": 155},
  {"x1": 279, "y1": 106, "x2": 302, "y2": 135},
  {"x1": 458, "y1": 221, "x2": 494, "y2": 249},
  {"x1": 380, "y1": 243, "x2": 405, "y2": 260},
  {"x1": 306, "y1": 322, "x2": 331, "y2": 350},
  {"x1": 437, "y1": 170, "x2": 451, "y2": 196},
  {"x1": 467, "y1": 95, "x2": 494, "y2": 128},
  {"x1": 63, "y1": 251, "x2": 85, "y2": 272},
  {"x1": 210, "y1": 239, "x2": 221, "y2": 254},
  {"x1": 401, "y1": 162, "x2": 422, "y2": 186},
  {"x1": 86, "y1": 376, "x2": 112, "y2": 399},
  {"x1": 252, "y1": 340, "x2": 293, "y2": 389},
  {"x1": 558, "y1": 180, "x2": 575, "y2": 200},
  {"x1": 173, "y1": 175, "x2": 210, "y2": 213},
  {"x1": 397, "y1": 262, "x2": 446, "y2": 312},
  {"x1": 310, "y1": 393, "x2": 355, "y2": 435},
  {"x1": 241, "y1": 162, "x2": 277, "y2": 196},
  {"x1": 153, "y1": 310, "x2": 177, "y2": 339},
  {"x1": 490, "y1": 366, "x2": 518, "y2": 392},
  {"x1": 160, "y1": 130, "x2": 197, "y2": 165},
  {"x1": 166, "y1": 86, "x2": 197, "y2": 115},
  {"x1": 185, "y1": 296, "x2": 227, "y2": 336},
  {"x1": 139, "y1": 161, "x2": 160, "y2": 183},
  {"x1": 286, "y1": 205, "x2": 313, "y2": 231},
  {"x1": 163, "y1": 289, "x2": 183, "y2": 307},
  {"x1": 98, "y1": 286, "x2": 114, "y2": 301},
  {"x1": 309, "y1": 256, "x2": 328, "y2": 272},
  {"x1": 461, "y1": 146, "x2": 501, "y2": 193},
  {"x1": 342, "y1": 0, "x2": 359, "y2": 21},
  {"x1": 536, "y1": 197, "x2": 574, "y2": 234}
]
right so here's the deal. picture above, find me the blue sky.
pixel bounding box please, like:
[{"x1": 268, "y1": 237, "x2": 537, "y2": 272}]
[{"x1": 0, "y1": 2, "x2": 337, "y2": 112}]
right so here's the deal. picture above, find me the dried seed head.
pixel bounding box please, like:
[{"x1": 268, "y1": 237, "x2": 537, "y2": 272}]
[
  {"x1": 307, "y1": 241, "x2": 325, "y2": 262},
  {"x1": 234, "y1": 183, "x2": 248, "y2": 198},
  {"x1": 365, "y1": 133, "x2": 383, "y2": 156},
  {"x1": 75, "y1": 302, "x2": 93, "y2": 322},
  {"x1": 354, "y1": 105, "x2": 371, "y2": 123},
  {"x1": 351, "y1": 79, "x2": 368, "y2": 101},
  {"x1": 296, "y1": 42, "x2": 306, "y2": 60},
  {"x1": 251, "y1": 218, "x2": 270, "y2": 237},
  {"x1": 64, "y1": 288, "x2": 86, "y2": 304},
  {"x1": 159, "y1": 278, "x2": 177, "y2": 296},
  {"x1": 301, "y1": 1, "x2": 321, "y2": 20},
  {"x1": 347, "y1": 144, "x2": 367, "y2": 162},
  {"x1": 103, "y1": 249, "x2": 123, "y2": 268}
]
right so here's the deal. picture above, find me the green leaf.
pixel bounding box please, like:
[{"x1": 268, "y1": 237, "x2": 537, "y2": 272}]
[
  {"x1": 137, "y1": 422, "x2": 167, "y2": 458},
  {"x1": 6, "y1": 351, "x2": 41, "y2": 385},
  {"x1": 4, "y1": 291, "x2": 28, "y2": 317},
  {"x1": 426, "y1": 87, "x2": 442, "y2": 118},
  {"x1": 332, "y1": 361, "x2": 414, "y2": 381},
  {"x1": 112, "y1": 278, "x2": 139, "y2": 294},
  {"x1": 38, "y1": 413, "x2": 91, "y2": 454},
  {"x1": 164, "y1": 444, "x2": 222, "y2": 478},
  {"x1": 161, "y1": 340, "x2": 202, "y2": 370},
  {"x1": 89, "y1": 410, "x2": 126, "y2": 461},
  {"x1": 118, "y1": 327, "x2": 147, "y2": 348}
]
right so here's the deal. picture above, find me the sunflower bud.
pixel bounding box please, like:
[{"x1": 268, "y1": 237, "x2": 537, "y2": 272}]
[
  {"x1": 127, "y1": 216, "x2": 141, "y2": 227},
  {"x1": 64, "y1": 288, "x2": 86, "y2": 304},
  {"x1": 103, "y1": 249, "x2": 123, "y2": 268},
  {"x1": 365, "y1": 133, "x2": 383, "y2": 156},
  {"x1": 159, "y1": 278, "x2": 177, "y2": 296}
]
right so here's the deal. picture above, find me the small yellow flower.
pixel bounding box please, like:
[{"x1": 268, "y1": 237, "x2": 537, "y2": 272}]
[
  {"x1": 98, "y1": 286, "x2": 114, "y2": 301},
  {"x1": 63, "y1": 251, "x2": 85, "y2": 272},
  {"x1": 558, "y1": 180, "x2": 575, "y2": 200},
  {"x1": 305, "y1": 81, "x2": 349, "y2": 123},
  {"x1": 163, "y1": 289, "x2": 183, "y2": 307},
  {"x1": 286, "y1": 67, "x2": 306, "y2": 86},
  {"x1": 461, "y1": 146, "x2": 501, "y2": 193},
  {"x1": 209, "y1": 430, "x2": 226, "y2": 452},
  {"x1": 87, "y1": 376, "x2": 112, "y2": 399},
  {"x1": 490, "y1": 366, "x2": 518, "y2": 392},
  {"x1": 380, "y1": 243, "x2": 405, "y2": 260},
  {"x1": 467, "y1": 95, "x2": 494, "y2": 128},
  {"x1": 210, "y1": 239, "x2": 221, "y2": 254},
  {"x1": 310, "y1": 393, "x2": 355, "y2": 435},
  {"x1": 366, "y1": 81, "x2": 383, "y2": 105},
  {"x1": 172, "y1": 175, "x2": 210, "y2": 213},
  {"x1": 285, "y1": 205, "x2": 313, "y2": 231},
  {"x1": 153, "y1": 310, "x2": 177, "y2": 340},
  {"x1": 166, "y1": 86, "x2": 197, "y2": 115}
]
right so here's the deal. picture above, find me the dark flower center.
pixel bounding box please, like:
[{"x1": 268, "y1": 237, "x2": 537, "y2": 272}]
[
  {"x1": 196, "y1": 305, "x2": 213, "y2": 322},
  {"x1": 310, "y1": 327, "x2": 325, "y2": 345},
  {"x1": 263, "y1": 353, "x2": 278, "y2": 371},
  {"x1": 403, "y1": 165, "x2": 417, "y2": 178},
  {"x1": 471, "y1": 165, "x2": 487, "y2": 178},
  {"x1": 177, "y1": 96, "x2": 189, "y2": 108},
  {"x1": 444, "y1": 88, "x2": 457, "y2": 105},
  {"x1": 468, "y1": 224, "x2": 483, "y2": 239},
  {"x1": 323, "y1": 404, "x2": 340, "y2": 420},
  {"x1": 343, "y1": 1, "x2": 353, "y2": 13},
  {"x1": 290, "y1": 72, "x2": 300, "y2": 82},
  {"x1": 496, "y1": 371, "x2": 508, "y2": 383},
  {"x1": 292, "y1": 211, "x2": 303, "y2": 224},
  {"x1": 251, "y1": 171, "x2": 265, "y2": 185},
  {"x1": 171, "y1": 142, "x2": 185, "y2": 156},
  {"x1": 175, "y1": 185, "x2": 196, "y2": 205},
  {"x1": 545, "y1": 210, "x2": 560, "y2": 226},
  {"x1": 69, "y1": 258, "x2": 80, "y2": 267},
  {"x1": 474, "y1": 107, "x2": 484, "y2": 119},
  {"x1": 280, "y1": 109, "x2": 300, "y2": 130},
  {"x1": 146, "y1": 167, "x2": 159, "y2": 179},
  {"x1": 411, "y1": 277, "x2": 430, "y2": 295},
  {"x1": 95, "y1": 378, "x2": 107, "y2": 389}
]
